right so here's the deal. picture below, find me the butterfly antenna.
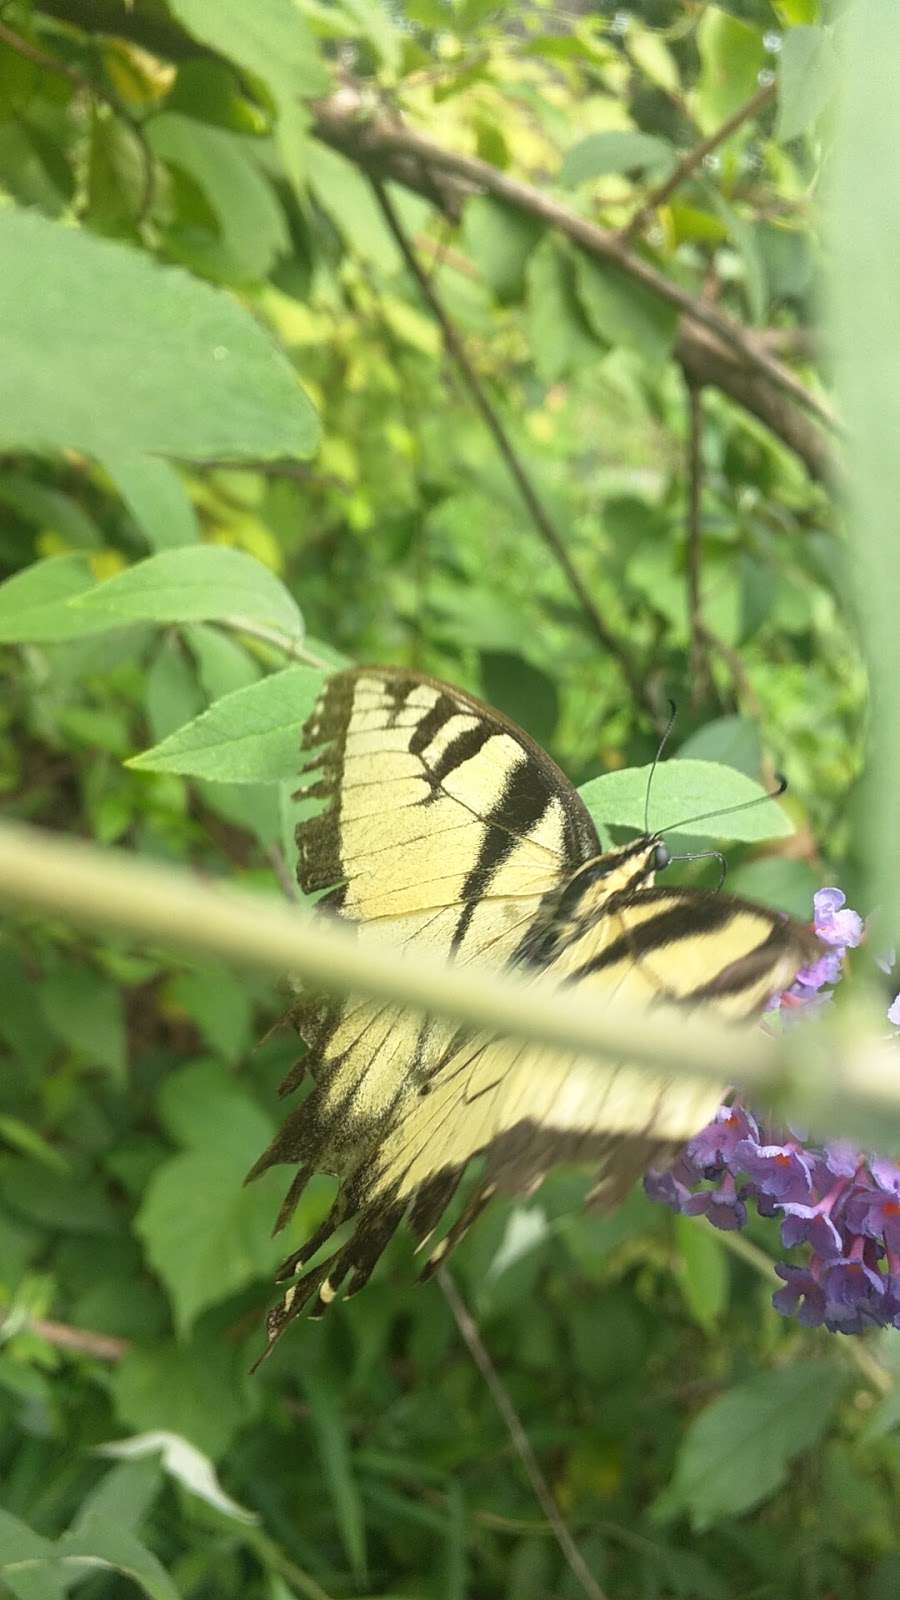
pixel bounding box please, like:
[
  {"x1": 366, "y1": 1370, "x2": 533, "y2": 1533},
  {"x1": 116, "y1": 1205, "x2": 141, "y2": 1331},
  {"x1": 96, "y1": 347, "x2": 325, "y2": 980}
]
[
  {"x1": 644, "y1": 699, "x2": 678, "y2": 835},
  {"x1": 663, "y1": 773, "x2": 788, "y2": 838}
]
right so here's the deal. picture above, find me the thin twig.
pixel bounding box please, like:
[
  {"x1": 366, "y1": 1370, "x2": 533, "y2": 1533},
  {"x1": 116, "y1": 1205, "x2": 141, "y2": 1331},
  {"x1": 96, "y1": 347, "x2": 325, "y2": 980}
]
[
  {"x1": 0, "y1": 16, "x2": 156, "y2": 220},
  {"x1": 436, "y1": 1266, "x2": 609, "y2": 1600},
  {"x1": 684, "y1": 376, "x2": 710, "y2": 703},
  {"x1": 327, "y1": 101, "x2": 836, "y2": 438},
  {"x1": 368, "y1": 174, "x2": 653, "y2": 719},
  {"x1": 25, "y1": 1316, "x2": 130, "y2": 1362},
  {"x1": 621, "y1": 80, "x2": 777, "y2": 245}
]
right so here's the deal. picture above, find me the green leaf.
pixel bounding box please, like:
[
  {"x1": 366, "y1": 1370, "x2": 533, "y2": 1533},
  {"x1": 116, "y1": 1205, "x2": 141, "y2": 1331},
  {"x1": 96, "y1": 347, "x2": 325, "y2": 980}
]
[
  {"x1": 103, "y1": 453, "x2": 201, "y2": 550},
  {"x1": 128, "y1": 664, "x2": 324, "y2": 781},
  {"x1": 480, "y1": 651, "x2": 559, "y2": 746},
  {"x1": 526, "y1": 239, "x2": 598, "y2": 381},
  {"x1": 674, "y1": 1215, "x2": 729, "y2": 1331},
  {"x1": 55, "y1": 1521, "x2": 180, "y2": 1600},
  {"x1": 111, "y1": 1337, "x2": 251, "y2": 1460},
  {"x1": 166, "y1": 969, "x2": 254, "y2": 1063},
  {"x1": 693, "y1": 8, "x2": 766, "y2": 134},
  {"x1": 559, "y1": 130, "x2": 674, "y2": 186},
  {"x1": 0, "y1": 208, "x2": 319, "y2": 460},
  {"x1": 777, "y1": 26, "x2": 836, "y2": 143},
  {"x1": 185, "y1": 623, "x2": 263, "y2": 699},
  {"x1": 574, "y1": 255, "x2": 678, "y2": 367},
  {"x1": 0, "y1": 553, "x2": 105, "y2": 643},
  {"x1": 0, "y1": 472, "x2": 103, "y2": 548},
  {"x1": 0, "y1": 1507, "x2": 66, "y2": 1600},
  {"x1": 301, "y1": 1378, "x2": 368, "y2": 1583},
  {"x1": 653, "y1": 1362, "x2": 846, "y2": 1528},
  {"x1": 677, "y1": 715, "x2": 762, "y2": 779},
  {"x1": 40, "y1": 965, "x2": 127, "y2": 1080},
  {"x1": 308, "y1": 142, "x2": 402, "y2": 271},
  {"x1": 166, "y1": 0, "x2": 328, "y2": 193},
  {"x1": 148, "y1": 112, "x2": 289, "y2": 283},
  {"x1": 135, "y1": 1061, "x2": 283, "y2": 1333},
  {"x1": 727, "y1": 856, "x2": 819, "y2": 919},
  {"x1": 97, "y1": 1432, "x2": 256, "y2": 1523},
  {"x1": 579, "y1": 759, "x2": 793, "y2": 842},
  {"x1": 462, "y1": 196, "x2": 542, "y2": 302},
  {"x1": 145, "y1": 635, "x2": 204, "y2": 744},
  {"x1": 69, "y1": 546, "x2": 303, "y2": 637}
]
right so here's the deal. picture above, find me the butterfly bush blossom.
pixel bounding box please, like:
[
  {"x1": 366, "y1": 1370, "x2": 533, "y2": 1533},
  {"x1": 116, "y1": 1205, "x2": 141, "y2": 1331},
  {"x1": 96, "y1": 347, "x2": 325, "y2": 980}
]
[{"x1": 646, "y1": 889, "x2": 900, "y2": 1334}]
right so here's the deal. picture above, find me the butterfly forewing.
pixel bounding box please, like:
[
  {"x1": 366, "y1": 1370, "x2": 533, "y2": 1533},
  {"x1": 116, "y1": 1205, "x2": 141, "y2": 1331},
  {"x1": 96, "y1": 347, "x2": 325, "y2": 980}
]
[{"x1": 248, "y1": 667, "x2": 822, "y2": 1354}]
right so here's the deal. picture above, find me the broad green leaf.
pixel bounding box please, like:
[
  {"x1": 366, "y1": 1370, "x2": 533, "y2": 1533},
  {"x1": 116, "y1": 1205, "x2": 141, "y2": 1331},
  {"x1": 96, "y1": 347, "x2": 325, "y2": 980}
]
[
  {"x1": 103, "y1": 452, "x2": 200, "y2": 550},
  {"x1": 480, "y1": 650, "x2": 558, "y2": 746},
  {"x1": 128, "y1": 664, "x2": 324, "y2": 781},
  {"x1": 653, "y1": 1362, "x2": 845, "y2": 1528},
  {"x1": 0, "y1": 1507, "x2": 65, "y2": 1600},
  {"x1": 560, "y1": 130, "x2": 673, "y2": 186},
  {"x1": 677, "y1": 715, "x2": 762, "y2": 779},
  {"x1": 308, "y1": 141, "x2": 402, "y2": 271},
  {"x1": 0, "y1": 1161, "x2": 121, "y2": 1235},
  {"x1": 574, "y1": 255, "x2": 678, "y2": 368},
  {"x1": 579, "y1": 759, "x2": 793, "y2": 842},
  {"x1": 0, "y1": 208, "x2": 318, "y2": 460},
  {"x1": 674, "y1": 1215, "x2": 729, "y2": 1330},
  {"x1": 54, "y1": 1522, "x2": 180, "y2": 1600},
  {"x1": 462, "y1": 196, "x2": 542, "y2": 302},
  {"x1": 69, "y1": 546, "x2": 303, "y2": 636},
  {"x1": 628, "y1": 27, "x2": 680, "y2": 94},
  {"x1": 167, "y1": 0, "x2": 328, "y2": 194},
  {"x1": 727, "y1": 856, "x2": 819, "y2": 919},
  {"x1": 148, "y1": 113, "x2": 289, "y2": 283},
  {"x1": 165, "y1": 969, "x2": 254, "y2": 1063},
  {"x1": 829, "y1": 1, "x2": 900, "y2": 942},
  {"x1": 692, "y1": 8, "x2": 766, "y2": 134},
  {"x1": 777, "y1": 26, "x2": 836, "y2": 143},
  {"x1": 0, "y1": 554, "x2": 105, "y2": 642},
  {"x1": 40, "y1": 966, "x2": 127, "y2": 1080},
  {"x1": 526, "y1": 239, "x2": 597, "y2": 381},
  {"x1": 135, "y1": 1061, "x2": 284, "y2": 1333},
  {"x1": 0, "y1": 473, "x2": 103, "y2": 547},
  {"x1": 97, "y1": 1432, "x2": 256, "y2": 1523},
  {"x1": 144, "y1": 635, "x2": 204, "y2": 744},
  {"x1": 111, "y1": 1337, "x2": 252, "y2": 1459},
  {"x1": 0, "y1": 1114, "x2": 69, "y2": 1173},
  {"x1": 185, "y1": 623, "x2": 263, "y2": 699}
]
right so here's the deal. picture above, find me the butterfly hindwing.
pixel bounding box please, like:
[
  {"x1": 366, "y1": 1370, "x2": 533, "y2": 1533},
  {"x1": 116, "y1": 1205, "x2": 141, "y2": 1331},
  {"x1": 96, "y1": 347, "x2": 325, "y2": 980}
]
[{"x1": 249, "y1": 668, "x2": 822, "y2": 1352}]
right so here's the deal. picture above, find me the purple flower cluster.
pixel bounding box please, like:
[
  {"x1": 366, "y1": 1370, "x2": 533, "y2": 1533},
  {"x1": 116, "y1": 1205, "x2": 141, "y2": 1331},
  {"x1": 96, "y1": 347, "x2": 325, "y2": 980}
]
[{"x1": 646, "y1": 889, "x2": 900, "y2": 1334}]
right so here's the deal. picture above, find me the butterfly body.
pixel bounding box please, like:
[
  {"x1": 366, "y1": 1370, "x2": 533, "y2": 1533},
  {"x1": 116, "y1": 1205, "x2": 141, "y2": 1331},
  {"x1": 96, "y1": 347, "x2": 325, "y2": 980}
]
[{"x1": 248, "y1": 667, "x2": 822, "y2": 1351}]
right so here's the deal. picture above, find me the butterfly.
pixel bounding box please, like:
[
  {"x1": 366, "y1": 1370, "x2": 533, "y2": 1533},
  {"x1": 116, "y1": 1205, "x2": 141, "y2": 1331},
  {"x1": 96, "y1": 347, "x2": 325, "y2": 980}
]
[{"x1": 247, "y1": 667, "x2": 822, "y2": 1353}]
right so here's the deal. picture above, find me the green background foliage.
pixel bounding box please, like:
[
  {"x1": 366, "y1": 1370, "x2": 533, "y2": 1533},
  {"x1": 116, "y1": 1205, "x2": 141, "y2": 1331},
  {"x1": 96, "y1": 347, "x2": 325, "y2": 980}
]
[{"x1": 1, "y1": 0, "x2": 895, "y2": 1597}]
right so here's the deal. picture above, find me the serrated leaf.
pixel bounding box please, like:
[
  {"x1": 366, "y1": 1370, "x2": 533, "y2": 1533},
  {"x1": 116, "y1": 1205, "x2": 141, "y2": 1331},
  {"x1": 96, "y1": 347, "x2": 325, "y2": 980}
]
[
  {"x1": 579, "y1": 759, "x2": 793, "y2": 842},
  {"x1": 70, "y1": 546, "x2": 302, "y2": 637},
  {"x1": 653, "y1": 1362, "x2": 845, "y2": 1528},
  {"x1": 128, "y1": 664, "x2": 323, "y2": 780},
  {"x1": 560, "y1": 130, "x2": 673, "y2": 186},
  {"x1": 0, "y1": 208, "x2": 318, "y2": 460},
  {"x1": 574, "y1": 255, "x2": 678, "y2": 368},
  {"x1": 0, "y1": 554, "x2": 105, "y2": 642}
]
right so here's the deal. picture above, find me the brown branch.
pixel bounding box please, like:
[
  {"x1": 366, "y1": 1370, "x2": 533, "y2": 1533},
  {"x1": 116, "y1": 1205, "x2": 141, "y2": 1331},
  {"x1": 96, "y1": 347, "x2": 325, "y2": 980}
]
[
  {"x1": 437, "y1": 1267, "x2": 609, "y2": 1600},
  {"x1": 369, "y1": 174, "x2": 653, "y2": 717},
  {"x1": 685, "y1": 376, "x2": 710, "y2": 703},
  {"x1": 621, "y1": 79, "x2": 777, "y2": 245},
  {"x1": 0, "y1": 15, "x2": 156, "y2": 220},
  {"x1": 319, "y1": 96, "x2": 836, "y2": 439},
  {"x1": 28, "y1": 1316, "x2": 130, "y2": 1361}
]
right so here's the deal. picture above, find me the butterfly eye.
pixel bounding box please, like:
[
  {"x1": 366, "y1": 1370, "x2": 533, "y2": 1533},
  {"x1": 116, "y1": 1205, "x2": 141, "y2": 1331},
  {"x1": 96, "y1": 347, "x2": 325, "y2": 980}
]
[{"x1": 653, "y1": 842, "x2": 670, "y2": 872}]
